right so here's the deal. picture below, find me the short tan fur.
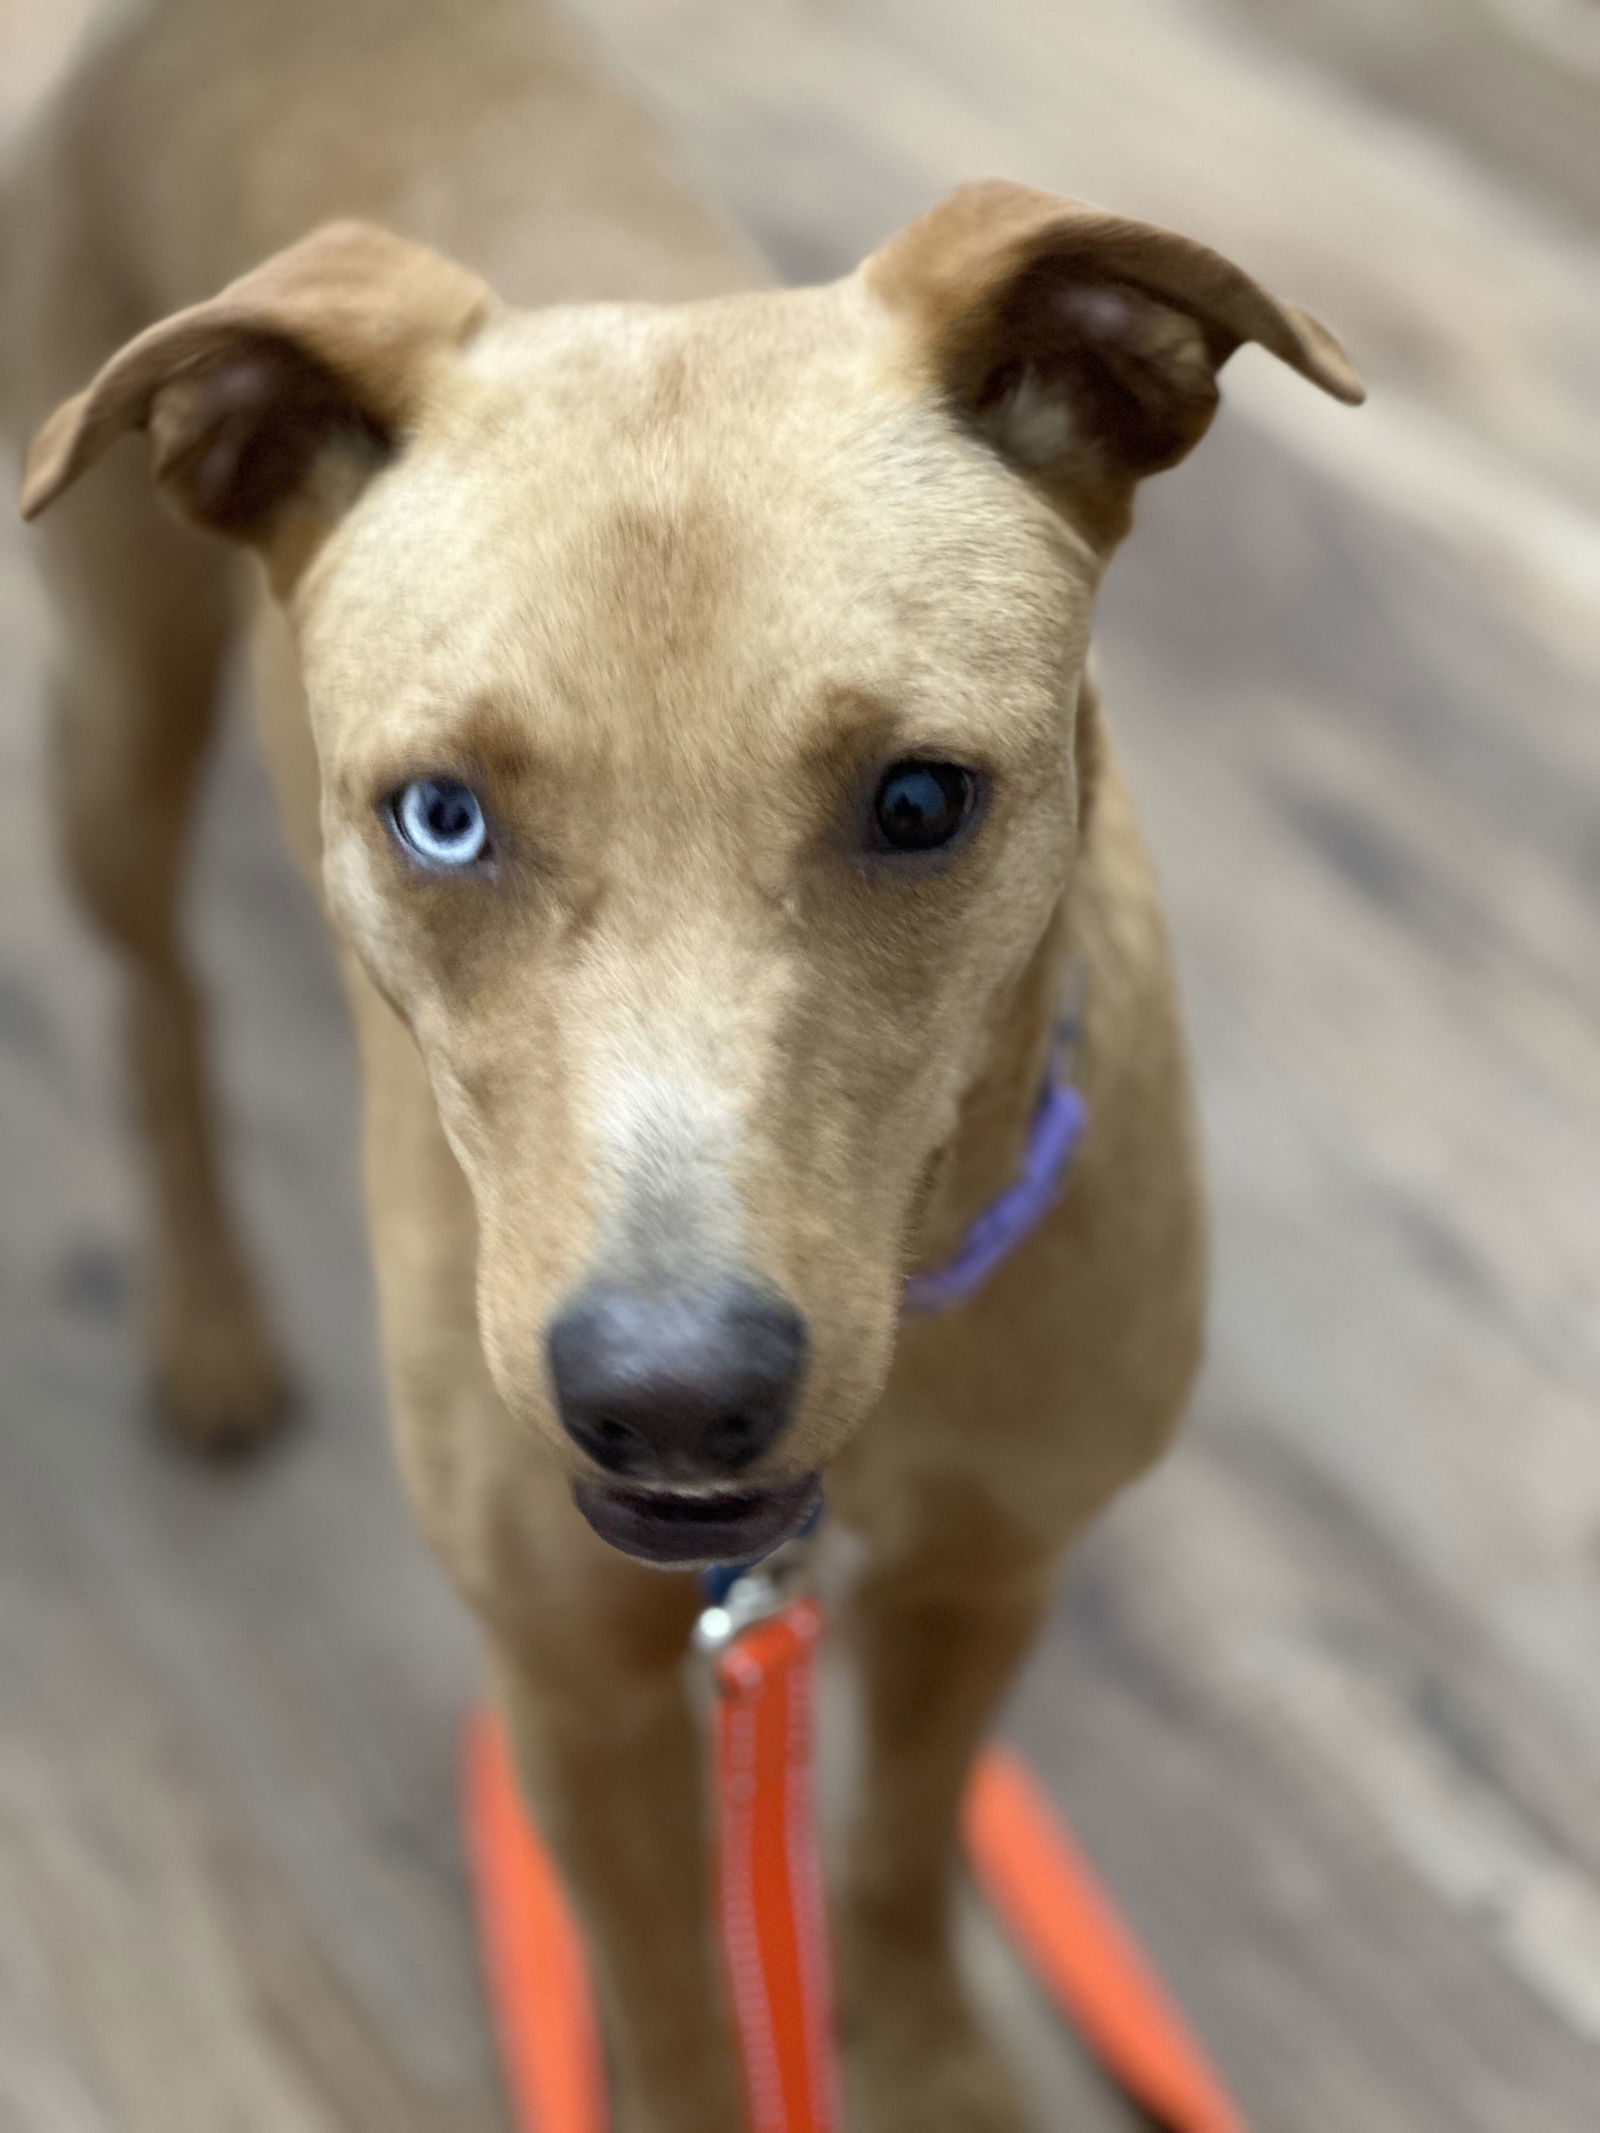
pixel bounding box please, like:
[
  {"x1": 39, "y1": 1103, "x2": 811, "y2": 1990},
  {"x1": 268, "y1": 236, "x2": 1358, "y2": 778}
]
[{"x1": 6, "y1": 5, "x2": 1359, "y2": 2125}]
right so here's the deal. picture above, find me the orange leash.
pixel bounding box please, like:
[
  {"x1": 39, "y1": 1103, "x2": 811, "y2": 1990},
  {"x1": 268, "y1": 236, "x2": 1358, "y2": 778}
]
[
  {"x1": 964, "y1": 1748, "x2": 1245, "y2": 2133},
  {"x1": 708, "y1": 1595, "x2": 839, "y2": 2133},
  {"x1": 465, "y1": 1611, "x2": 1245, "y2": 2133},
  {"x1": 463, "y1": 1710, "x2": 608, "y2": 2133}
]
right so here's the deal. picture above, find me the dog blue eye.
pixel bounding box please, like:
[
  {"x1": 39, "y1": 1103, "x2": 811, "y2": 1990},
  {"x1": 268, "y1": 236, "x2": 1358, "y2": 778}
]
[
  {"x1": 392, "y1": 779, "x2": 488, "y2": 867},
  {"x1": 871, "y1": 761, "x2": 975, "y2": 853}
]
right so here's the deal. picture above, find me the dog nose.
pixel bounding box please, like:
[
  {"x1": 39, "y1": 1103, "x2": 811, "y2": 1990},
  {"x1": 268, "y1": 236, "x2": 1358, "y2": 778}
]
[{"x1": 546, "y1": 1280, "x2": 809, "y2": 1481}]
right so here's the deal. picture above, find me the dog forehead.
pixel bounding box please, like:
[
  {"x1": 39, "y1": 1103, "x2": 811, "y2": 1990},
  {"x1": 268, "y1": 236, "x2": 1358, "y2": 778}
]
[
  {"x1": 453, "y1": 285, "x2": 1084, "y2": 580},
  {"x1": 299, "y1": 287, "x2": 1088, "y2": 754}
]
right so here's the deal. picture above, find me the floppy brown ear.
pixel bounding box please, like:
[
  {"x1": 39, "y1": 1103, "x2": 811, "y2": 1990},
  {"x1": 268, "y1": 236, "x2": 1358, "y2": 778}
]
[
  {"x1": 864, "y1": 179, "x2": 1362, "y2": 532},
  {"x1": 20, "y1": 221, "x2": 491, "y2": 562}
]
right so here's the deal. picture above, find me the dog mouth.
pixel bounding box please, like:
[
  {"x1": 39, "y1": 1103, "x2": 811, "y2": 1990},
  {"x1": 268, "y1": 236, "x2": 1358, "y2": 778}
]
[{"x1": 571, "y1": 1471, "x2": 822, "y2": 1567}]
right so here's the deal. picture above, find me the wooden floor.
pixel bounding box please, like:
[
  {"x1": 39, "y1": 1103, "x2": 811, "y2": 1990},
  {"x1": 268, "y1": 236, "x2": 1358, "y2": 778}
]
[{"x1": 3, "y1": 2, "x2": 1600, "y2": 2128}]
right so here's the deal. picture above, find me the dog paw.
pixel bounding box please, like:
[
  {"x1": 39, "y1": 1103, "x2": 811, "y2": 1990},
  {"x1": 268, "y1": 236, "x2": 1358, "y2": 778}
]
[
  {"x1": 841, "y1": 1935, "x2": 1030, "y2": 2133},
  {"x1": 848, "y1": 2021, "x2": 1030, "y2": 2133},
  {"x1": 612, "y1": 2063, "x2": 746, "y2": 2133},
  {"x1": 152, "y1": 1281, "x2": 293, "y2": 1453}
]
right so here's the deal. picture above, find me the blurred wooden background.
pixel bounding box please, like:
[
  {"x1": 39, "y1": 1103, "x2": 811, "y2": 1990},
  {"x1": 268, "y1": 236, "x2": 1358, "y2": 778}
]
[{"x1": 2, "y1": 2, "x2": 1598, "y2": 2128}]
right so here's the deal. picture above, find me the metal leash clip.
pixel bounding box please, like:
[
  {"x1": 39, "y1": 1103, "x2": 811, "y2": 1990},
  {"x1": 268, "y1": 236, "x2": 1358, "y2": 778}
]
[{"x1": 692, "y1": 1524, "x2": 819, "y2": 1660}]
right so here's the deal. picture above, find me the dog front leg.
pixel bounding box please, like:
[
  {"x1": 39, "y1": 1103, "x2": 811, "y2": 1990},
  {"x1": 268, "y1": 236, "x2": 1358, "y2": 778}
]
[
  {"x1": 487, "y1": 1591, "x2": 745, "y2": 2133},
  {"x1": 840, "y1": 1530, "x2": 1057, "y2": 2133}
]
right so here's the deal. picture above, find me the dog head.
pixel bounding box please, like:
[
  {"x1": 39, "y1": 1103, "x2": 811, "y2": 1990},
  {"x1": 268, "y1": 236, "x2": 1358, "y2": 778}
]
[{"x1": 23, "y1": 186, "x2": 1359, "y2": 1563}]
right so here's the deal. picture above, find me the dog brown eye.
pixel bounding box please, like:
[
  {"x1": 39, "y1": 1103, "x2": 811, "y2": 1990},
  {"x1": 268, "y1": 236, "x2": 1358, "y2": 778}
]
[{"x1": 871, "y1": 761, "x2": 976, "y2": 853}]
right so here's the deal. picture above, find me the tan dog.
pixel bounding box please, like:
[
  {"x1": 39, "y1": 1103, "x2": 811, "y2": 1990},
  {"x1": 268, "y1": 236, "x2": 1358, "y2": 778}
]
[{"x1": 5, "y1": 2, "x2": 1360, "y2": 2125}]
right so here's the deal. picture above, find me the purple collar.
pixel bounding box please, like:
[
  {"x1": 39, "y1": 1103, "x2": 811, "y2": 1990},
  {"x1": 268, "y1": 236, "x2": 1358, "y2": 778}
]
[{"x1": 902, "y1": 1010, "x2": 1086, "y2": 1317}]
